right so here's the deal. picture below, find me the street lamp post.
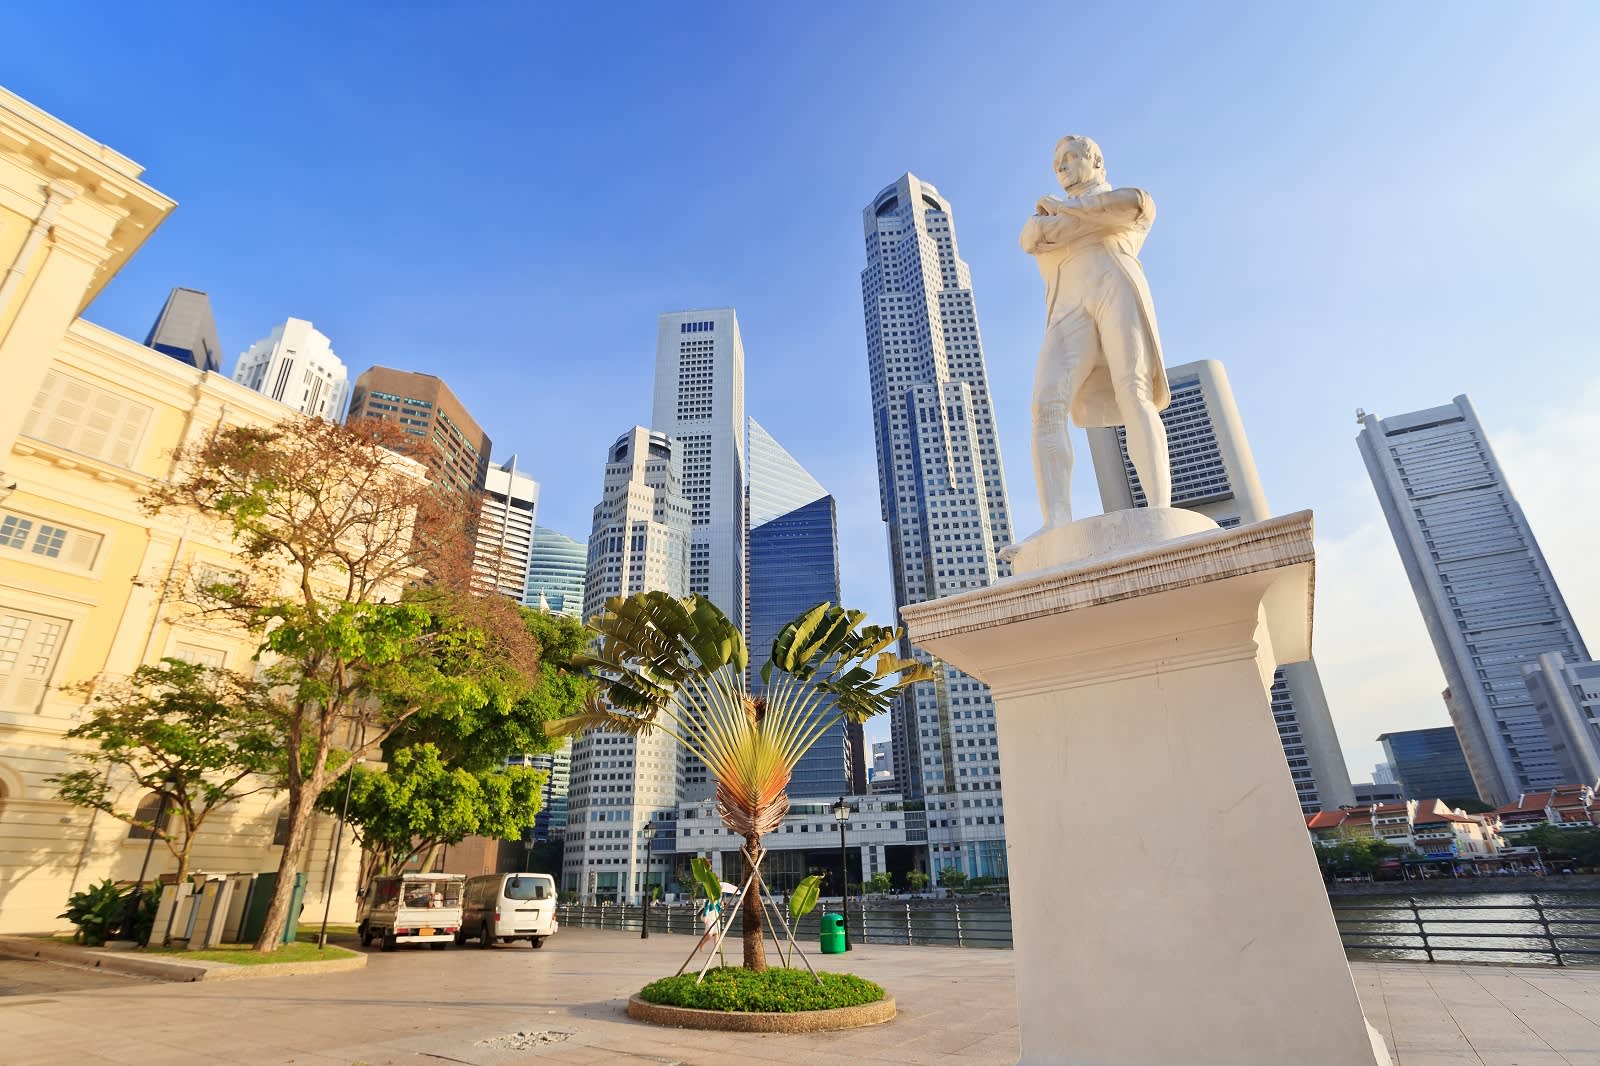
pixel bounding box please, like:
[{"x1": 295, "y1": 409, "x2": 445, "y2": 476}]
[
  {"x1": 641, "y1": 821, "x2": 655, "y2": 940},
  {"x1": 833, "y1": 797, "x2": 852, "y2": 951}
]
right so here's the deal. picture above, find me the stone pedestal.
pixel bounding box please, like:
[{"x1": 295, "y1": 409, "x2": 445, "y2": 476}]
[{"x1": 901, "y1": 511, "x2": 1389, "y2": 1066}]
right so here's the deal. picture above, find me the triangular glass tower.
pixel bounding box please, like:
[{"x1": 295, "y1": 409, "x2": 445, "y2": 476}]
[{"x1": 746, "y1": 418, "x2": 859, "y2": 795}]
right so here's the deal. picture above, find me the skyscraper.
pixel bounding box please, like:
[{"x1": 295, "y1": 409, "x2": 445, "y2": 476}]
[
  {"x1": 746, "y1": 418, "x2": 858, "y2": 797},
  {"x1": 525, "y1": 526, "x2": 587, "y2": 617},
  {"x1": 1519, "y1": 653, "x2": 1600, "y2": 786},
  {"x1": 1377, "y1": 727, "x2": 1481, "y2": 804},
  {"x1": 1358, "y1": 396, "x2": 1591, "y2": 805},
  {"x1": 345, "y1": 366, "x2": 491, "y2": 501},
  {"x1": 473, "y1": 456, "x2": 539, "y2": 601},
  {"x1": 564, "y1": 427, "x2": 691, "y2": 901},
  {"x1": 232, "y1": 317, "x2": 348, "y2": 420},
  {"x1": 144, "y1": 287, "x2": 221, "y2": 373},
  {"x1": 1086, "y1": 359, "x2": 1356, "y2": 812},
  {"x1": 861, "y1": 174, "x2": 1016, "y2": 880},
  {"x1": 651, "y1": 310, "x2": 746, "y2": 631},
  {"x1": 509, "y1": 742, "x2": 572, "y2": 843}
]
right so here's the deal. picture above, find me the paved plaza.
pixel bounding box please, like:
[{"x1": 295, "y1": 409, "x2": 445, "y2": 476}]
[{"x1": 3, "y1": 927, "x2": 1600, "y2": 1064}]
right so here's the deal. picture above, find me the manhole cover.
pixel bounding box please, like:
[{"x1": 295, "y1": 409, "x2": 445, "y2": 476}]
[{"x1": 473, "y1": 1030, "x2": 574, "y2": 1051}]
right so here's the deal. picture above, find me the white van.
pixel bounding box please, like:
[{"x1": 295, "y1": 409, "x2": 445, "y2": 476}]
[{"x1": 458, "y1": 872, "x2": 558, "y2": 948}]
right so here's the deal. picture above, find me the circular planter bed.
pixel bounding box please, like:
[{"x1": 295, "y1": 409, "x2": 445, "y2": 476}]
[{"x1": 628, "y1": 967, "x2": 896, "y2": 1032}]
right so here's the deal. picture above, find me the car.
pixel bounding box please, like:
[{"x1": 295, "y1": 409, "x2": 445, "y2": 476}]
[{"x1": 458, "y1": 872, "x2": 559, "y2": 949}]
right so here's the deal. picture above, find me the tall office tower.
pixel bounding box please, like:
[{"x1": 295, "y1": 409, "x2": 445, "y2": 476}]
[
  {"x1": 1377, "y1": 727, "x2": 1482, "y2": 804},
  {"x1": 509, "y1": 741, "x2": 573, "y2": 843},
  {"x1": 144, "y1": 287, "x2": 221, "y2": 372},
  {"x1": 472, "y1": 457, "x2": 540, "y2": 601},
  {"x1": 861, "y1": 174, "x2": 1016, "y2": 880},
  {"x1": 525, "y1": 526, "x2": 588, "y2": 616},
  {"x1": 1358, "y1": 396, "x2": 1591, "y2": 805},
  {"x1": 746, "y1": 418, "x2": 859, "y2": 797},
  {"x1": 1521, "y1": 653, "x2": 1600, "y2": 785},
  {"x1": 232, "y1": 317, "x2": 348, "y2": 420},
  {"x1": 651, "y1": 309, "x2": 746, "y2": 632},
  {"x1": 564, "y1": 427, "x2": 691, "y2": 901},
  {"x1": 346, "y1": 366, "x2": 491, "y2": 501},
  {"x1": 1087, "y1": 359, "x2": 1356, "y2": 812}
]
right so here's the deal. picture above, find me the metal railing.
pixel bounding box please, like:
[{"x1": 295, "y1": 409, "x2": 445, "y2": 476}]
[
  {"x1": 555, "y1": 898, "x2": 1014, "y2": 949},
  {"x1": 1332, "y1": 896, "x2": 1600, "y2": 966},
  {"x1": 556, "y1": 894, "x2": 1600, "y2": 966}
]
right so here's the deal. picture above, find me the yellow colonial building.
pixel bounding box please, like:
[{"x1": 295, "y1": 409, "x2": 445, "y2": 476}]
[{"x1": 0, "y1": 86, "x2": 360, "y2": 932}]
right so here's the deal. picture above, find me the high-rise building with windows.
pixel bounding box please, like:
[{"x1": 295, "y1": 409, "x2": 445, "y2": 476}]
[
  {"x1": 473, "y1": 457, "x2": 539, "y2": 601},
  {"x1": 1357, "y1": 396, "x2": 1591, "y2": 805},
  {"x1": 509, "y1": 741, "x2": 573, "y2": 843},
  {"x1": 861, "y1": 174, "x2": 1016, "y2": 880},
  {"x1": 232, "y1": 317, "x2": 348, "y2": 420},
  {"x1": 1520, "y1": 653, "x2": 1600, "y2": 786},
  {"x1": 564, "y1": 427, "x2": 691, "y2": 902},
  {"x1": 525, "y1": 526, "x2": 587, "y2": 617},
  {"x1": 144, "y1": 287, "x2": 221, "y2": 373},
  {"x1": 1087, "y1": 359, "x2": 1355, "y2": 813},
  {"x1": 651, "y1": 310, "x2": 746, "y2": 632},
  {"x1": 345, "y1": 366, "x2": 491, "y2": 501},
  {"x1": 1377, "y1": 727, "x2": 1482, "y2": 805},
  {"x1": 746, "y1": 418, "x2": 860, "y2": 797}
]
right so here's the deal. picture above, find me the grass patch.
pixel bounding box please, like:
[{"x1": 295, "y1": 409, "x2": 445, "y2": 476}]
[
  {"x1": 137, "y1": 941, "x2": 357, "y2": 965},
  {"x1": 639, "y1": 967, "x2": 884, "y2": 1013}
]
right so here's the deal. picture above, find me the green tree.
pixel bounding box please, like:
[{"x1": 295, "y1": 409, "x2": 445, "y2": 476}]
[
  {"x1": 865, "y1": 871, "x2": 893, "y2": 895},
  {"x1": 1312, "y1": 829, "x2": 1401, "y2": 879},
  {"x1": 1522, "y1": 824, "x2": 1600, "y2": 868},
  {"x1": 148, "y1": 416, "x2": 542, "y2": 951},
  {"x1": 321, "y1": 608, "x2": 594, "y2": 879},
  {"x1": 51, "y1": 659, "x2": 281, "y2": 884},
  {"x1": 906, "y1": 871, "x2": 929, "y2": 893},
  {"x1": 938, "y1": 866, "x2": 968, "y2": 890},
  {"x1": 551, "y1": 592, "x2": 930, "y2": 972}
]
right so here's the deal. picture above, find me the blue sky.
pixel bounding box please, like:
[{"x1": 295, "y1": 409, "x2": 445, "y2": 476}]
[{"x1": 9, "y1": 4, "x2": 1599, "y2": 779}]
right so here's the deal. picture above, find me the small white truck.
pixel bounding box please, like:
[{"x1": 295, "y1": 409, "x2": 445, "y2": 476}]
[{"x1": 356, "y1": 873, "x2": 465, "y2": 951}]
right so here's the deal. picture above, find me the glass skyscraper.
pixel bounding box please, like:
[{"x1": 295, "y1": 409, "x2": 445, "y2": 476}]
[
  {"x1": 144, "y1": 287, "x2": 221, "y2": 373},
  {"x1": 1358, "y1": 396, "x2": 1590, "y2": 805},
  {"x1": 861, "y1": 174, "x2": 1015, "y2": 880},
  {"x1": 524, "y1": 526, "x2": 587, "y2": 617},
  {"x1": 746, "y1": 418, "x2": 856, "y2": 798},
  {"x1": 1377, "y1": 727, "x2": 1480, "y2": 805}
]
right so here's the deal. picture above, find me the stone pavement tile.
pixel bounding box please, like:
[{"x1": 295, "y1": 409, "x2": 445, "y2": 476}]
[
  {"x1": 1391, "y1": 1053, "x2": 1485, "y2": 1065},
  {"x1": 1472, "y1": 1053, "x2": 1571, "y2": 1066},
  {"x1": 1496, "y1": 1008, "x2": 1600, "y2": 1054}
]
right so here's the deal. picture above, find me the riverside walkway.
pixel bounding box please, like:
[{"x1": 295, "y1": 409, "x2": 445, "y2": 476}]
[{"x1": 4, "y1": 927, "x2": 1600, "y2": 1064}]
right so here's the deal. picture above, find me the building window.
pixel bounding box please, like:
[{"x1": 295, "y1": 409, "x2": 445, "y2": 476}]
[
  {"x1": 0, "y1": 511, "x2": 102, "y2": 569},
  {"x1": 21, "y1": 372, "x2": 153, "y2": 468},
  {"x1": 273, "y1": 808, "x2": 292, "y2": 846},
  {"x1": 0, "y1": 608, "x2": 70, "y2": 711},
  {"x1": 127, "y1": 792, "x2": 167, "y2": 840}
]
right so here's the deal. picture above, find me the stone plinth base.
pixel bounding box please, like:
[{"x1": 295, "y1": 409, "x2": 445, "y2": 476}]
[
  {"x1": 1001, "y1": 507, "x2": 1219, "y2": 573},
  {"x1": 903, "y1": 511, "x2": 1390, "y2": 1066}
]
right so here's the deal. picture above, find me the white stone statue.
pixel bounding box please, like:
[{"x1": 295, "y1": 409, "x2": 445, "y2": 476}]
[{"x1": 1021, "y1": 135, "x2": 1171, "y2": 529}]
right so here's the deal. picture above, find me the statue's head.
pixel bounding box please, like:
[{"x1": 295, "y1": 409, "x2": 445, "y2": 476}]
[{"x1": 1053, "y1": 135, "x2": 1105, "y2": 192}]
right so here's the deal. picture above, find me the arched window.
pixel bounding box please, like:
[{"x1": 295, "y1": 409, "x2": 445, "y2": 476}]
[
  {"x1": 127, "y1": 792, "x2": 166, "y2": 840},
  {"x1": 273, "y1": 808, "x2": 291, "y2": 846}
]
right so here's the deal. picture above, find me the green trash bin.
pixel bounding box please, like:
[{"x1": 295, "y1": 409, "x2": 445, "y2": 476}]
[
  {"x1": 820, "y1": 912, "x2": 846, "y2": 954},
  {"x1": 239, "y1": 871, "x2": 308, "y2": 945}
]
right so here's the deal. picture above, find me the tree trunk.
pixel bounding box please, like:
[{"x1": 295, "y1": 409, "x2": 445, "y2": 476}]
[
  {"x1": 252, "y1": 791, "x2": 316, "y2": 951},
  {"x1": 741, "y1": 837, "x2": 766, "y2": 972}
]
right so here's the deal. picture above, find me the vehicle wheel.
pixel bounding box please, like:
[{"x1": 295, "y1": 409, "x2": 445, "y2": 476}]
[
  {"x1": 454, "y1": 928, "x2": 466, "y2": 947},
  {"x1": 430, "y1": 942, "x2": 448, "y2": 951},
  {"x1": 530, "y1": 938, "x2": 546, "y2": 950},
  {"x1": 477, "y1": 920, "x2": 493, "y2": 947},
  {"x1": 359, "y1": 923, "x2": 374, "y2": 948},
  {"x1": 381, "y1": 932, "x2": 397, "y2": 953},
  {"x1": 500, "y1": 936, "x2": 513, "y2": 944}
]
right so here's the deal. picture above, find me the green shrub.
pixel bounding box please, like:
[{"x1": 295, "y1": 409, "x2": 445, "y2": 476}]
[
  {"x1": 639, "y1": 967, "x2": 884, "y2": 1012},
  {"x1": 59, "y1": 879, "x2": 127, "y2": 946}
]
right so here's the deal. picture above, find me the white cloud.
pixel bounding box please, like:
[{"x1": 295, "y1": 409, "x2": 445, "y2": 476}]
[{"x1": 1316, "y1": 380, "x2": 1600, "y2": 783}]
